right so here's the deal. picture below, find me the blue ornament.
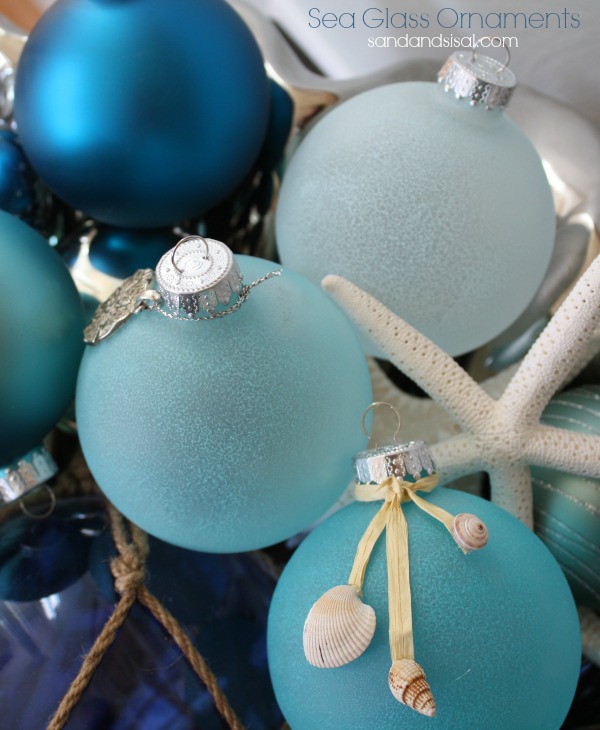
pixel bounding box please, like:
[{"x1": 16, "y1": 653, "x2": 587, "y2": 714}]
[
  {"x1": 268, "y1": 488, "x2": 580, "y2": 729},
  {"x1": 0, "y1": 210, "x2": 84, "y2": 466},
  {"x1": 0, "y1": 496, "x2": 282, "y2": 729},
  {"x1": 14, "y1": 0, "x2": 270, "y2": 228},
  {"x1": 0, "y1": 130, "x2": 35, "y2": 220},
  {"x1": 89, "y1": 225, "x2": 178, "y2": 279},
  {"x1": 532, "y1": 385, "x2": 600, "y2": 610},
  {"x1": 76, "y1": 256, "x2": 372, "y2": 552},
  {"x1": 276, "y1": 57, "x2": 555, "y2": 357}
]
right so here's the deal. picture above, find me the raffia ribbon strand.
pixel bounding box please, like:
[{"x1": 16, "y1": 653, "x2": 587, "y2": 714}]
[{"x1": 47, "y1": 505, "x2": 244, "y2": 730}]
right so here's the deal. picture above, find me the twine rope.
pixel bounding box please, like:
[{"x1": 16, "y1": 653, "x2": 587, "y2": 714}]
[{"x1": 47, "y1": 504, "x2": 244, "y2": 730}]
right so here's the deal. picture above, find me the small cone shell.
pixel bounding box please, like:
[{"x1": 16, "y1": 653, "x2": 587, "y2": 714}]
[
  {"x1": 452, "y1": 512, "x2": 488, "y2": 553},
  {"x1": 388, "y1": 659, "x2": 436, "y2": 717},
  {"x1": 303, "y1": 585, "x2": 376, "y2": 668}
]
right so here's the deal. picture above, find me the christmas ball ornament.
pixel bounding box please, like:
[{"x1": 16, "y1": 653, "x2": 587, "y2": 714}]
[
  {"x1": 14, "y1": 0, "x2": 270, "y2": 228},
  {"x1": 532, "y1": 385, "x2": 600, "y2": 610},
  {"x1": 0, "y1": 129, "x2": 36, "y2": 220},
  {"x1": 0, "y1": 496, "x2": 282, "y2": 729},
  {"x1": 76, "y1": 236, "x2": 371, "y2": 552},
  {"x1": 0, "y1": 210, "x2": 84, "y2": 468},
  {"x1": 276, "y1": 51, "x2": 555, "y2": 356},
  {"x1": 268, "y1": 441, "x2": 580, "y2": 729}
]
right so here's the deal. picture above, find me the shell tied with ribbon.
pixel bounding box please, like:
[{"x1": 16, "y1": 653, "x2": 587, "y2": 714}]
[{"x1": 303, "y1": 429, "x2": 489, "y2": 718}]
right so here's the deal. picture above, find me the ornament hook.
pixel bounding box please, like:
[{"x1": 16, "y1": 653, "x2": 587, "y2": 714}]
[
  {"x1": 361, "y1": 401, "x2": 402, "y2": 449},
  {"x1": 471, "y1": 37, "x2": 511, "y2": 73},
  {"x1": 171, "y1": 235, "x2": 211, "y2": 274},
  {"x1": 19, "y1": 484, "x2": 56, "y2": 520}
]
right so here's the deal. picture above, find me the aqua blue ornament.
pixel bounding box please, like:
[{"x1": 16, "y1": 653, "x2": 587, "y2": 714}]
[
  {"x1": 0, "y1": 130, "x2": 35, "y2": 220},
  {"x1": 14, "y1": 0, "x2": 270, "y2": 228},
  {"x1": 268, "y1": 487, "x2": 580, "y2": 729},
  {"x1": 276, "y1": 53, "x2": 555, "y2": 357},
  {"x1": 0, "y1": 210, "x2": 84, "y2": 466},
  {"x1": 532, "y1": 385, "x2": 600, "y2": 610},
  {"x1": 0, "y1": 496, "x2": 282, "y2": 729},
  {"x1": 76, "y1": 246, "x2": 371, "y2": 552}
]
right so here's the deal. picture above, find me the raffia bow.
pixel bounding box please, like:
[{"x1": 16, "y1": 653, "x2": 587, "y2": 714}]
[{"x1": 303, "y1": 473, "x2": 489, "y2": 718}]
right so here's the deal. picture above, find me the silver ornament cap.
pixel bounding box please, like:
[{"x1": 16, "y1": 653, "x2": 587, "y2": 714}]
[
  {"x1": 353, "y1": 441, "x2": 435, "y2": 485},
  {"x1": 155, "y1": 235, "x2": 243, "y2": 317},
  {"x1": 437, "y1": 50, "x2": 516, "y2": 110},
  {"x1": 0, "y1": 445, "x2": 58, "y2": 504}
]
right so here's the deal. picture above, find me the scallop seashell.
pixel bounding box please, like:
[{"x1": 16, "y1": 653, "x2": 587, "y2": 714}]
[
  {"x1": 388, "y1": 659, "x2": 436, "y2": 717},
  {"x1": 303, "y1": 585, "x2": 376, "y2": 668},
  {"x1": 452, "y1": 512, "x2": 489, "y2": 553}
]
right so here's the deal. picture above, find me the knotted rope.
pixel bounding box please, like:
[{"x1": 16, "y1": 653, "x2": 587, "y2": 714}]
[{"x1": 47, "y1": 504, "x2": 244, "y2": 730}]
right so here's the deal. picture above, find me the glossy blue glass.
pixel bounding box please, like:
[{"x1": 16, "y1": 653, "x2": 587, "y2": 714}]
[
  {"x1": 0, "y1": 130, "x2": 35, "y2": 220},
  {"x1": 0, "y1": 210, "x2": 84, "y2": 466},
  {"x1": 14, "y1": 0, "x2": 270, "y2": 228},
  {"x1": 76, "y1": 257, "x2": 372, "y2": 553},
  {"x1": 89, "y1": 226, "x2": 178, "y2": 279},
  {"x1": 268, "y1": 487, "x2": 581, "y2": 730},
  {"x1": 0, "y1": 497, "x2": 282, "y2": 729}
]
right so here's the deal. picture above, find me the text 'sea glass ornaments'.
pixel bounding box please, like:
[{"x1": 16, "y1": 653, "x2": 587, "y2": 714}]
[
  {"x1": 0, "y1": 497, "x2": 282, "y2": 729},
  {"x1": 0, "y1": 210, "x2": 84, "y2": 468},
  {"x1": 268, "y1": 438, "x2": 580, "y2": 729},
  {"x1": 14, "y1": 0, "x2": 270, "y2": 228},
  {"x1": 76, "y1": 236, "x2": 372, "y2": 552},
  {"x1": 532, "y1": 386, "x2": 600, "y2": 610},
  {"x1": 276, "y1": 50, "x2": 555, "y2": 357}
]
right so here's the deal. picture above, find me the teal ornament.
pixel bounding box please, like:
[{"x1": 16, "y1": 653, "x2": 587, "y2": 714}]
[
  {"x1": 276, "y1": 53, "x2": 555, "y2": 357},
  {"x1": 268, "y1": 488, "x2": 581, "y2": 729},
  {"x1": 14, "y1": 0, "x2": 270, "y2": 228},
  {"x1": 532, "y1": 385, "x2": 600, "y2": 610},
  {"x1": 0, "y1": 210, "x2": 84, "y2": 466},
  {"x1": 88, "y1": 225, "x2": 178, "y2": 279},
  {"x1": 76, "y1": 255, "x2": 371, "y2": 552}
]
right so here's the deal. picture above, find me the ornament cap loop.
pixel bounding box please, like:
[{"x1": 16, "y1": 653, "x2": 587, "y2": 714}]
[
  {"x1": 155, "y1": 236, "x2": 243, "y2": 317},
  {"x1": 353, "y1": 441, "x2": 435, "y2": 485},
  {"x1": 437, "y1": 49, "x2": 516, "y2": 110}
]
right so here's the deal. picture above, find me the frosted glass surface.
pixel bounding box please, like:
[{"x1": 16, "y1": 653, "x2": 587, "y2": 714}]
[
  {"x1": 276, "y1": 82, "x2": 555, "y2": 356},
  {"x1": 268, "y1": 488, "x2": 580, "y2": 729},
  {"x1": 77, "y1": 257, "x2": 372, "y2": 552}
]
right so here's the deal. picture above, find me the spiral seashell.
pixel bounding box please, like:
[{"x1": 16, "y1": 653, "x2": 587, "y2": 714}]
[
  {"x1": 452, "y1": 512, "x2": 489, "y2": 553},
  {"x1": 388, "y1": 659, "x2": 436, "y2": 717},
  {"x1": 303, "y1": 585, "x2": 376, "y2": 668}
]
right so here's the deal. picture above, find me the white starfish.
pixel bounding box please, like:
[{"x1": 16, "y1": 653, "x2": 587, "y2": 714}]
[{"x1": 323, "y1": 254, "x2": 600, "y2": 528}]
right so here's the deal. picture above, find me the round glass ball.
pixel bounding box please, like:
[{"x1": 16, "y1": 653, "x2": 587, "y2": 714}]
[
  {"x1": 76, "y1": 257, "x2": 372, "y2": 552},
  {"x1": 276, "y1": 81, "x2": 555, "y2": 356}
]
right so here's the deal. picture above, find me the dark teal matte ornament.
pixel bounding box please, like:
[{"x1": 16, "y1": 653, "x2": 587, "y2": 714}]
[
  {"x1": 0, "y1": 210, "x2": 84, "y2": 466},
  {"x1": 14, "y1": 0, "x2": 270, "y2": 228}
]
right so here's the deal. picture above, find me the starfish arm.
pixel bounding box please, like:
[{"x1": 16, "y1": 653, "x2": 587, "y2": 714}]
[
  {"x1": 501, "y1": 255, "x2": 600, "y2": 429},
  {"x1": 430, "y1": 434, "x2": 484, "y2": 481},
  {"x1": 323, "y1": 275, "x2": 495, "y2": 432},
  {"x1": 488, "y1": 464, "x2": 534, "y2": 527},
  {"x1": 525, "y1": 425, "x2": 600, "y2": 478}
]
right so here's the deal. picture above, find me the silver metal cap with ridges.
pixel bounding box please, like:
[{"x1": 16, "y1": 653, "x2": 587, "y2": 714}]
[
  {"x1": 353, "y1": 441, "x2": 435, "y2": 484},
  {"x1": 155, "y1": 236, "x2": 243, "y2": 318},
  {"x1": 437, "y1": 50, "x2": 516, "y2": 110},
  {"x1": 0, "y1": 445, "x2": 58, "y2": 504}
]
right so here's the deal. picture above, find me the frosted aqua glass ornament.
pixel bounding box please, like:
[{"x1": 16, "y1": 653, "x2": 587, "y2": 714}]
[
  {"x1": 268, "y1": 487, "x2": 580, "y2": 729},
  {"x1": 276, "y1": 52, "x2": 555, "y2": 357},
  {"x1": 76, "y1": 237, "x2": 371, "y2": 552},
  {"x1": 0, "y1": 210, "x2": 84, "y2": 467},
  {"x1": 532, "y1": 385, "x2": 600, "y2": 610}
]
